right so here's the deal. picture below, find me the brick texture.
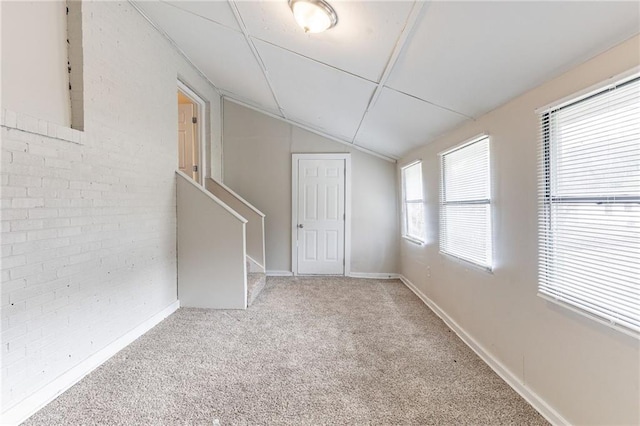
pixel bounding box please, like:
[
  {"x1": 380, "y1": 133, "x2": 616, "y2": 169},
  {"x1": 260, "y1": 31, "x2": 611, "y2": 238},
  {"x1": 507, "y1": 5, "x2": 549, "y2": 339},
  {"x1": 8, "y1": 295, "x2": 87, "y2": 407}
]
[{"x1": 1, "y1": 1, "x2": 221, "y2": 412}]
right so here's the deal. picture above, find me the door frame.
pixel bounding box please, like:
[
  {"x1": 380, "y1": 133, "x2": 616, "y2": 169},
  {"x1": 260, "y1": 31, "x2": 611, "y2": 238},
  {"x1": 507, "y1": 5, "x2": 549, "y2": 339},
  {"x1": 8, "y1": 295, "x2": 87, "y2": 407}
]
[
  {"x1": 177, "y1": 79, "x2": 206, "y2": 185},
  {"x1": 291, "y1": 153, "x2": 351, "y2": 276}
]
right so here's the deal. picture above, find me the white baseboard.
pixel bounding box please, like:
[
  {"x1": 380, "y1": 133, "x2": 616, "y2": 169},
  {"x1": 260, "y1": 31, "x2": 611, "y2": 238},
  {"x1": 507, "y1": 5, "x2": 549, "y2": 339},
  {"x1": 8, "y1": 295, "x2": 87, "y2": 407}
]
[
  {"x1": 1, "y1": 300, "x2": 180, "y2": 426},
  {"x1": 399, "y1": 276, "x2": 569, "y2": 426},
  {"x1": 266, "y1": 270, "x2": 293, "y2": 277},
  {"x1": 266, "y1": 271, "x2": 400, "y2": 279},
  {"x1": 347, "y1": 272, "x2": 400, "y2": 279}
]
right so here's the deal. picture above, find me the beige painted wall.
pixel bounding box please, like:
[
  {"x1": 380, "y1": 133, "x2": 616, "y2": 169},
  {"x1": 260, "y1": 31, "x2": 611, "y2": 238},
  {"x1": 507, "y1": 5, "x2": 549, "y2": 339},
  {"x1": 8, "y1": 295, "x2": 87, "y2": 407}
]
[
  {"x1": 399, "y1": 35, "x2": 640, "y2": 425},
  {"x1": 177, "y1": 173, "x2": 247, "y2": 309},
  {"x1": 206, "y1": 178, "x2": 265, "y2": 269},
  {"x1": 223, "y1": 101, "x2": 399, "y2": 274},
  {"x1": 1, "y1": 1, "x2": 71, "y2": 126}
]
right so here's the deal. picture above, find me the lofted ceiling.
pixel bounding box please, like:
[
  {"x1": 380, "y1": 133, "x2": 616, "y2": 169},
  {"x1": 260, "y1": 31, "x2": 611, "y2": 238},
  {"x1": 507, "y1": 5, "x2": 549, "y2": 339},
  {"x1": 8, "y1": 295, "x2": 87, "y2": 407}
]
[{"x1": 133, "y1": 0, "x2": 640, "y2": 161}]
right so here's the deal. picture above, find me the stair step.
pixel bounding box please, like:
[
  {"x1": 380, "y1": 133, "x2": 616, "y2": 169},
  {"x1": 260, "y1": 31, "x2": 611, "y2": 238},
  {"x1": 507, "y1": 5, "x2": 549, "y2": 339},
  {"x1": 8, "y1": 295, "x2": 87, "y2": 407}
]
[{"x1": 247, "y1": 272, "x2": 266, "y2": 306}]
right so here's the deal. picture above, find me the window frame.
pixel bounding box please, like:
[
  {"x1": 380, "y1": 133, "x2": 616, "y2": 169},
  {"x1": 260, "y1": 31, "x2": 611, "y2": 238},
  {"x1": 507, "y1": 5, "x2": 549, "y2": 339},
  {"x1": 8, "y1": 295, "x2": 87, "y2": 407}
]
[
  {"x1": 439, "y1": 135, "x2": 493, "y2": 271},
  {"x1": 539, "y1": 74, "x2": 640, "y2": 337},
  {"x1": 401, "y1": 160, "x2": 425, "y2": 245}
]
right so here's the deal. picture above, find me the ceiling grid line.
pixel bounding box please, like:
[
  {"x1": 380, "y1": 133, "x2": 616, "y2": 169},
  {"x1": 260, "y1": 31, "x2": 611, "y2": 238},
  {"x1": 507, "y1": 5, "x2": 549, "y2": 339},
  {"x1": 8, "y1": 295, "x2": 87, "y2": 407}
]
[
  {"x1": 224, "y1": 96, "x2": 397, "y2": 163},
  {"x1": 161, "y1": 0, "x2": 241, "y2": 34},
  {"x1": 217, "y1": 88, "x2": 276, "y2": 113},
  {"x1": 250, "y1": 37, "x2": 379, "y2": 85},
  {"x1": 129, "y1": 1, "x2": 223, "y2": 97},
  {"x1": 386, "y1": 87, "x2": 474, "y2": 120},
  {"x1": 227, "y1": 0, "x2": 288, "y2": 119},
  {"x1": 132, "y1": 0, "x2": 640, "y2": 159},
  {"x1": 351, "y1": 0, "x2": 428, "y2": 144}
]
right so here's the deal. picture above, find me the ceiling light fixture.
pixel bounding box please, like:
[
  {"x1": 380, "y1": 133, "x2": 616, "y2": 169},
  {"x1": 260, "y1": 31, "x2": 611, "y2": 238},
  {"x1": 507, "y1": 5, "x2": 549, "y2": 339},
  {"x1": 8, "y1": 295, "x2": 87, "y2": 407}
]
[{"x1": 288, "y1": 0, "x2": 338, "y2": 33}]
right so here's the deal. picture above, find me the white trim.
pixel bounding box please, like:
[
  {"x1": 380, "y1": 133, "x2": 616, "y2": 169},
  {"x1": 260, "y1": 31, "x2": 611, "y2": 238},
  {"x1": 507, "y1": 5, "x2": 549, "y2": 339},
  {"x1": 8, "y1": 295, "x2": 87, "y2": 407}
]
[
  {"x1": 177, "y1": 80, "x2": 207, "y2": 186},
  {"x1": 291, "y1": 154, "x2": 351, "y2": 277},
  {"x1": 400, "y1": 160, "x2": 426, "y2": 243},
  {"x1": 535, "y1": 66, "x2": 640, "y2": 114},
  {"x1": 438, "y1": 133, "x2": 489, "y2": 157},
  {"x1": 439, "y1": 250, "x2": 494, "y2": 274},
  {"x1": 219, "y1": 94, "x2": 225, "y2": 181},
  {"x1": 246, "y1": 254, "x2": 265, "y2": 273},
  {"x1": 347, "y1": 272, "x2": 400, "y2": 279},
  {"x1": 176, "y1": 171, "x2": 247, "y2": 224},
  {"x1": 401, "y1": 236, "x2": 425, "y2": 246},
  {"x1": 223, "y1": 96, "x2": 397, "y2": 163},
  {"x1": 266, "y1": 270, "x2": 294, "y2": 277},
  {"x1": 399, "y1": 158, "x2": 422, "y2": 169},
  {"x1": 1, "y1": 300, "x2": 180, "y2": 426},
  {"x1": 241, "y1": 224, "x2": 248, "y2": 309},
  {"x1": 399, "y1": 275, "x2": 569, "y2": 426},
  {"x1": 209, "y1": 178, "x2": 266, "y2": 218},
  {"x1": 260, "y1": 216, "x2": 266, "y2": 270},
  {"x1": 344, "y1": 155, "x2": 352, "y2": 278}
]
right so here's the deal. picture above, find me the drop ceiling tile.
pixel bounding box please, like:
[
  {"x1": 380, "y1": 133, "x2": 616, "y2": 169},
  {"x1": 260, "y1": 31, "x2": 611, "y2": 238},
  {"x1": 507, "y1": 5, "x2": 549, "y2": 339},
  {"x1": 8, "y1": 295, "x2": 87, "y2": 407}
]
[
  {"x1": 255, "y1": 40, "x2": 376, "y2": 141},
  {"x1": 388, "y1": 1, "x2": 640, "y2": 118},
  {"x1": 134, "y1": 1, "x2": 278, "y2": 112},
  {"x1": 236, "y1": 0, "x2": 415, "y2": 82},
  {"x1": 355, "y1": 88, "x2": 469, "y2": 158},
  {"x1": 161, "y1": 0, "x2": 240, "y2": 31}
]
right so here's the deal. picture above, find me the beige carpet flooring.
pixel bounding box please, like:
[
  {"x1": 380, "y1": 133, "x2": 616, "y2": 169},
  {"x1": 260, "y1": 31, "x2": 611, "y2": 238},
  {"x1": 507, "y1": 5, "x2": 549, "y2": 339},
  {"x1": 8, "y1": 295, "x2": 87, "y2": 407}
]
[{"x1": 25, "y1": 277, "x2": 548, "y2": 425}]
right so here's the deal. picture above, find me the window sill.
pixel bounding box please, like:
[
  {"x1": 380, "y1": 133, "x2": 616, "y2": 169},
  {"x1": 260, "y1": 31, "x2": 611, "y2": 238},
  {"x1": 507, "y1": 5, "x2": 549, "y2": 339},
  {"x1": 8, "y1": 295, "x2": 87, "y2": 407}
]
[
  {"x1": 1, "y1": 108, "x2": 84, "y2": 145},
  {"x1": 440, "y1": 250, "x2": 493, "y2": 274},
  {"x1": 402, "y1": 236, "x2": 425, "y2": 246},
  {"x1": 538, "y1": 292, "x2": 639, "y2": 340}
]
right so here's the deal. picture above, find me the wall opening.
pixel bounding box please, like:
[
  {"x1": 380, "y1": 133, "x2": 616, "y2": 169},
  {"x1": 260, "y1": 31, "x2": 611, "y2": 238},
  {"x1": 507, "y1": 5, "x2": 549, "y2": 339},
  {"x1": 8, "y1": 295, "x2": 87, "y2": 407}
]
[
  {"x1": 66, "y1": 0, "x2": 84, "y2": 130},
  {"x1": 177, "y1": 81, "x2": 207, "y2": 184},
  {"x1": 1, "y1": 1, "x2": 71, "y2": 126},
  {"x1": 177, "y1": 88, "x2": 201, "y2": 183}
]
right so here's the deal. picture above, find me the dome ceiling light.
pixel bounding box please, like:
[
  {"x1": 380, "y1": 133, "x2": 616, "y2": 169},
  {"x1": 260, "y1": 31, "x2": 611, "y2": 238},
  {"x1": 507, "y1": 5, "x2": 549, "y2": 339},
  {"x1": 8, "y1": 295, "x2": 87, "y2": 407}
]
[{"x1": 288, "y1": 0, "x2": 338, "y2": 33}]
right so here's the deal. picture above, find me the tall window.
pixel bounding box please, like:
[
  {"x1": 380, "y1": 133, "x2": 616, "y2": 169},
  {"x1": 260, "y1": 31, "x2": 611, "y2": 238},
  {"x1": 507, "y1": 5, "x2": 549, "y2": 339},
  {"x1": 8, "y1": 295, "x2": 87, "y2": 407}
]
[
  {"x1": 539, "y1": 75, "x2": 640, "y2": 335},
  {"x1": 440, "y1": 136, "x2": 492, "y2": 269},
  {"x1": 401, "y1": 161, "x2": 425, "y2": 243}
]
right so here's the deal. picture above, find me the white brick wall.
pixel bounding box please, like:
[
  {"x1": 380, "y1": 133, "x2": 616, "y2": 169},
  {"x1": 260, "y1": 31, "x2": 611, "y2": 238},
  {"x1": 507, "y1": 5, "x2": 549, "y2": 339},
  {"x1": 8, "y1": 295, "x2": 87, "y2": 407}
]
[{"x1": 1, "y1": 2, "x2": 221, "y2": 412}]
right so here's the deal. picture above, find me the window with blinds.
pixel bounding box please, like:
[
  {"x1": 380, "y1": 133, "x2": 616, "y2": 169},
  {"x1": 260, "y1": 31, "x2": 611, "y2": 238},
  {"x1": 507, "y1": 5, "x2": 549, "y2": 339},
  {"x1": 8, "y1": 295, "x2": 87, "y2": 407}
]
[
  {"x1": 440, "y1": 136, "x2": 492, "y2": 269},
  {"x1": 401, "y1": 161, "x2": 425, "y2": 243},
  {"x1": 538, "y1": 74, "x2": 640, "y2": 335}
]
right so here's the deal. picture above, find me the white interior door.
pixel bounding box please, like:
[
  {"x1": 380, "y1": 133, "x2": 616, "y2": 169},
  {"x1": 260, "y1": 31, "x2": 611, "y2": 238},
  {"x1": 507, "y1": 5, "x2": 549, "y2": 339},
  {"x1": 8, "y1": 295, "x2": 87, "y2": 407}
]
[
  {"x1": 296, "y1": 158, "x2": 345, "y2": 275},
  {"x1": 178, "y1": 103, "x2": 199, "y2": 182}
]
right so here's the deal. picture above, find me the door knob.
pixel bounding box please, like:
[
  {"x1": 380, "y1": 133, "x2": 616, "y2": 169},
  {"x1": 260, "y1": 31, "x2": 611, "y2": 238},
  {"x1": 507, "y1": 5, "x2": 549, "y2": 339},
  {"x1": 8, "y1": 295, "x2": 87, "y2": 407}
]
[{"x1": 298, "y1": 224, "x2": 304, "y2": 229}]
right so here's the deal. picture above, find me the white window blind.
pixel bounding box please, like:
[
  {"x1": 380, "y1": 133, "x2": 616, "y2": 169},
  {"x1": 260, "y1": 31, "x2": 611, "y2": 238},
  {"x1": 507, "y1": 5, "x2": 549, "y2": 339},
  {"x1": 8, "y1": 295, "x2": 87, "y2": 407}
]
[
  {"x1": 402, "y1": 161, "x2": 425, "y2": 243},
  {"x1": 440, "y1": 136, "x2": 492, "y2": 269},
  {"x1": 538, "y1": 75, "x2": 640, "y2": 335}
]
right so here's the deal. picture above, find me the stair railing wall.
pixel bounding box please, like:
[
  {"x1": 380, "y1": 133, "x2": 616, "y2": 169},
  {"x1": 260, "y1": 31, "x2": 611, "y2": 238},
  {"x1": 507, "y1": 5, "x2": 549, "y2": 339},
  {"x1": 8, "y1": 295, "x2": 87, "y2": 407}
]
[
  {"x1": 177, "y1": 171, "x2": 247, "y2": 309},
  {"x1": 205, "y1": 178, "x2": 266, "y2": 272}
]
